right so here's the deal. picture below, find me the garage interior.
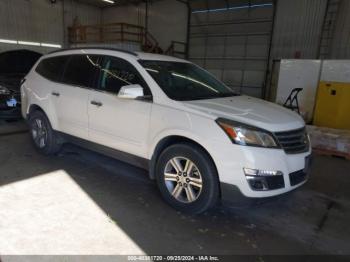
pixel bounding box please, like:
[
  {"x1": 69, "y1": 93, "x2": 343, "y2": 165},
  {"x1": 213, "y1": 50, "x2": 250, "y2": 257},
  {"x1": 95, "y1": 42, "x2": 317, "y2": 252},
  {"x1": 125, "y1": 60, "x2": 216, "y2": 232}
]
[{"x1": 0, "y1": 0, "x2": 350, "y2": 259}]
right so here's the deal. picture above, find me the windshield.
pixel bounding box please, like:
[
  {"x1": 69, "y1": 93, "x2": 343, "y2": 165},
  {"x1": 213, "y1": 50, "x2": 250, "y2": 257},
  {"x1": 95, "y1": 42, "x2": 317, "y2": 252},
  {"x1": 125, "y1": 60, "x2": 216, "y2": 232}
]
[{"x1": 140, "y1": 60, "x2": 238, "y2": 101}]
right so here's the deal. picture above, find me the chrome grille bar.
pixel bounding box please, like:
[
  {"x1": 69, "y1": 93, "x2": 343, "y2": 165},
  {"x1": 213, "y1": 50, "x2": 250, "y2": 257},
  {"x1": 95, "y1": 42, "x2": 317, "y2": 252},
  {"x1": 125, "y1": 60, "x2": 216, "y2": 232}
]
[{"x1": 275, "y1": 128, "x2": 309, "y2": 154}]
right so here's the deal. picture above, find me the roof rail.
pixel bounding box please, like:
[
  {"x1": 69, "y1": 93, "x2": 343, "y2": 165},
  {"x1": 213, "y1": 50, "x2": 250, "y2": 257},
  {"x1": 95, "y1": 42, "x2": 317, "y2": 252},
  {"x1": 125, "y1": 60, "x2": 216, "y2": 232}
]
[{"x1": 48, "y1": 47, "x2": 138, "y2": 56}]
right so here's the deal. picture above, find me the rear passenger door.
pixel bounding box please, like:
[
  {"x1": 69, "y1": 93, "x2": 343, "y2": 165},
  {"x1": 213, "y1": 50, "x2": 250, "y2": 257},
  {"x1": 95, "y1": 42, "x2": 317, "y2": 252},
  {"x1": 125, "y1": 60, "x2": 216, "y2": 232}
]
[
  {"x1": 88, "y1": 56, "x2": 152, "y2": 158},
  {"x1": 52, "y1": 54, "x2": 100, "y2": 140}
]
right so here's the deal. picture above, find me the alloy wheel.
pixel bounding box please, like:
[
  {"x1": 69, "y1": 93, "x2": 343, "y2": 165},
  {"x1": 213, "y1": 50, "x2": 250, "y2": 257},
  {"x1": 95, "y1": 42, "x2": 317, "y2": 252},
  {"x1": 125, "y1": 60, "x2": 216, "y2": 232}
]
[
  {"x1": 164, "y1": 157, "x2": 203, "y2": 203},
  {"x1": 31, "y1": 118, "x2": 48, "y2": 149}
]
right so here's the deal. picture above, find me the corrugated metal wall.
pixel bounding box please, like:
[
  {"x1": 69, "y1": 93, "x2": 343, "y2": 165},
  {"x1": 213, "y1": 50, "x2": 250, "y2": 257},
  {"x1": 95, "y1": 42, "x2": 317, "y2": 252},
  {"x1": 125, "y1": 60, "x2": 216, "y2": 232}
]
[
  {"x1": 330, "y1": 0, "x2": 350, "y2": 58},
  {"x1": 189, "y1": 0, "x2": 275, "y2": 97},
  {"x1": 147, "y1": 0, "x2": 188, "y2": 50},
  {"x1": 102, "y1": 0, "x2": 188, "y2": 51},
  {"x1": 82, "y1": 0, "x2": 350, "y2": 60},
  {"x1": 271, "y1": 0, "x2": 327, "y2": 59},
  {"x1": 101, "y1": 0, "x2": 350, "y2": 61},
  {"x1": 102, "y1": 4, "x2": 145, "y2": 26},
  {"x1": 75, "y1": 42, "x2": 142, "y2": 52},
  {"x1": 64, "y1": 0, "x2": 101, "y2": 26},
  {"x1": 1, "y1": 0, "x2": 350, "y2": 66},
  {"x1": 0, "y1": 0, "x2": 101, "y2": 53},
  {"x1": 187, "y1": 0, "x2": 350, "y2": 97}
]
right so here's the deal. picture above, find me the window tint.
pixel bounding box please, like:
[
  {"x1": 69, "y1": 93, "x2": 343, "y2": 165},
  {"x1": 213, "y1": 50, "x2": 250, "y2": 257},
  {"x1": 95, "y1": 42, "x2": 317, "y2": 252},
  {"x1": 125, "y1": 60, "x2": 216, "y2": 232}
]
[
  {"x1": 98, "y1": 56, "x2": 150, "y2": 95},
  {"x1": 35, "y1": 56, "x2": 69, "y2": 82},
  {"x1": 62, "y1": 55, "x2": 100, "y2": 87},
  {"x1": 140, "y1": 60, "x2": 237, "y2": 101}
]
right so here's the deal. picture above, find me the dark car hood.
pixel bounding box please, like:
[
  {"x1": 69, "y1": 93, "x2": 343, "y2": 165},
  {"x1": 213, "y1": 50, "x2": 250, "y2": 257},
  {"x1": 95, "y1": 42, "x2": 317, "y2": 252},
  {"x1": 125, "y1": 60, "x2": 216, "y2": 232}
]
[{"x1": 0, "y1": 74, "x2": 24, "y2": 92}]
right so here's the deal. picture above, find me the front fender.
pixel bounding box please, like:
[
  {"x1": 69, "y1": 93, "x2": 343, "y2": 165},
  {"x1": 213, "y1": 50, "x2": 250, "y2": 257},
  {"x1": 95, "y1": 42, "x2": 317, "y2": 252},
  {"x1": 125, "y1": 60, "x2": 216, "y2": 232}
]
[{"x1": 148, "y1": 129, "x2": 213, "y2": 160}]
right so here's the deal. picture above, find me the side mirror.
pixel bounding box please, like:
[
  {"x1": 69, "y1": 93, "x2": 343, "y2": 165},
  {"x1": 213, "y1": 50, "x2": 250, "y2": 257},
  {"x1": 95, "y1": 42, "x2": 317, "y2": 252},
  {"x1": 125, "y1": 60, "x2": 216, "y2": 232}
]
[{"x1": 117, "y1": 84, "x2": 144, "y2": 99}]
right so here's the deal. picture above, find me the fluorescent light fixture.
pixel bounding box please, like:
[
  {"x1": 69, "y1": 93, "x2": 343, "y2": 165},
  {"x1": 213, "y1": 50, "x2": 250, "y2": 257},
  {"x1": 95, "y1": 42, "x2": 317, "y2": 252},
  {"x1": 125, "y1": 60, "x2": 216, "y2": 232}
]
[
  {"x1": 0, "y1": 39, "x2": 18, "y2": 44},
  {"x1": 41, "y1": 43, "x2": 62, "y2": 48},
  {"x1": 102, "y1": 0, "x2": 115, "y2": 4},
  {"x1": 0, "y1": 38, "x2": 61, "y2": 49},
  {"x1": 192, "y1": 3, "x2": 273, "y2": 14},
  {"x1": 18, "y1": 41, "x2": 41, "y2": 46}
]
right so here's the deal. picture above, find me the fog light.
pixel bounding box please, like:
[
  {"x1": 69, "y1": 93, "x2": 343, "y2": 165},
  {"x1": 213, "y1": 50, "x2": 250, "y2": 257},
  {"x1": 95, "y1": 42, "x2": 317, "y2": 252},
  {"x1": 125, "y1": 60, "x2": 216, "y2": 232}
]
[
  {"x1": 244, "y1": 168, "x2": 283, "y2": 177},
  {"x1": 244, "y1": 168, "x2": 285, "y2": 191},
  {"x1": 246, "y1": 176, "x2": 269, "y2": 190}
]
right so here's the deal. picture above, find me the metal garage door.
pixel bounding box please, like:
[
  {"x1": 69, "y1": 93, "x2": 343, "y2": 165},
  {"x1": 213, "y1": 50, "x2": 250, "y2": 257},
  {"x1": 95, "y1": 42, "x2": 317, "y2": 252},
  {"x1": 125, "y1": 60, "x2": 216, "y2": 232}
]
[{"x1": 188, "y1": 0, "x2": 275, "y2": 98}]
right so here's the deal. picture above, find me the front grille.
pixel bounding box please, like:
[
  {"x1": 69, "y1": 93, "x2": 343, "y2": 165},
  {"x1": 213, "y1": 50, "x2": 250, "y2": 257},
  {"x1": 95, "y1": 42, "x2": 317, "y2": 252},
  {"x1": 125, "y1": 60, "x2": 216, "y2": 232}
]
[
  {"x1": 289, "y1": 170, "x2": 307, "y2": 186},
  {"x1": 274, "y1": 128, "x2": 309, "y2": 154}
]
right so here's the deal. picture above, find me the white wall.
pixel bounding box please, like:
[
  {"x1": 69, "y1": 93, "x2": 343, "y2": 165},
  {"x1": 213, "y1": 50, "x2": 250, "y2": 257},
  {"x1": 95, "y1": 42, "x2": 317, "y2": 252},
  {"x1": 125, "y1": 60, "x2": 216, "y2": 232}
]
[
  {"x1": 0, "y1": 0, "x2": 101, "y2": 54},
  {"x1": 275, "y1": 60, "x2": 322, "y2": 122}
]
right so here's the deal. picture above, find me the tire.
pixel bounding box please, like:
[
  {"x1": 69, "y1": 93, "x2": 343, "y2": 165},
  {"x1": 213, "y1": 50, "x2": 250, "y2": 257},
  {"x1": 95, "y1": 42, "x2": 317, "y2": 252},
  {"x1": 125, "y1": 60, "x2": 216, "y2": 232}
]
[
  {"x1": 28, "y1": 110, "x2": 62, "y2": 155},
  {"x1": 155, "y1": 143, "x2": 220, "y2": 214}
]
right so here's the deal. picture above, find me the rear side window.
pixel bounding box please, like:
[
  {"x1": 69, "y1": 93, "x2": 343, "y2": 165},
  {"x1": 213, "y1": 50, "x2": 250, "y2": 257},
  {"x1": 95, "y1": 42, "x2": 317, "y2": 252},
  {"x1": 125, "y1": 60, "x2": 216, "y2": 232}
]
[
  {"x1": 62, "y1": 55, "x2": 100, "y2": 88},
  {"x1": 35, "y1": 56, "x2": 69, "y2": 82}
]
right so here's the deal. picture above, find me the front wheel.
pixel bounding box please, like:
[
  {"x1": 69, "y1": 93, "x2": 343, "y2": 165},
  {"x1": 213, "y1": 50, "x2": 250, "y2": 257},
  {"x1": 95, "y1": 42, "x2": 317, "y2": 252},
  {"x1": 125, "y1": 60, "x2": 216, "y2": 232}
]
[
  {"x1": 156, "y1": 143, "x2": 220, "y2": 214},
  {"x1": 28, "y1": 110, "x2": 62, "y2": 155}
]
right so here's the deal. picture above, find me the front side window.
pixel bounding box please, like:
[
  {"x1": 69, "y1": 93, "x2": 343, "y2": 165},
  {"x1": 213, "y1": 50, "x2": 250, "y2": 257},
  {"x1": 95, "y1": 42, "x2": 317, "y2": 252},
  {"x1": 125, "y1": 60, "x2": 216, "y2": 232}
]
[
  {"x1": 140, "y1": 60, "x2": 238, "y2": 101},
  {"x1": 36, "y1": 56, "x2": 69, "y2": 82},
  {"x1": 62, "y1": 55, "x2": 100, "y2": 87},
  {"x1": 97, "y1": 56, "x2": 150, "y2": 95}
]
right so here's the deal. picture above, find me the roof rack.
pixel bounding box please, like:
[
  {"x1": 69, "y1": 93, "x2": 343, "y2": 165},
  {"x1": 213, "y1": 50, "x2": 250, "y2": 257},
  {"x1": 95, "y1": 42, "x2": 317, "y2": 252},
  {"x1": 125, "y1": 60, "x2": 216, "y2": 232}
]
[{"x1": 48, "y1": 47, "x2": 138, "y2": 56}]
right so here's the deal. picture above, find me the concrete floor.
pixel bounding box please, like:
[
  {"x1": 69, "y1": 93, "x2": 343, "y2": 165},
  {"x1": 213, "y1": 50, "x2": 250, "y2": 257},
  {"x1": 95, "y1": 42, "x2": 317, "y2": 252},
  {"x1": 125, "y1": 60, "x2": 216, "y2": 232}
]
[{"x1": 0, "y1": 120, "x2": 350, "y2": 257}]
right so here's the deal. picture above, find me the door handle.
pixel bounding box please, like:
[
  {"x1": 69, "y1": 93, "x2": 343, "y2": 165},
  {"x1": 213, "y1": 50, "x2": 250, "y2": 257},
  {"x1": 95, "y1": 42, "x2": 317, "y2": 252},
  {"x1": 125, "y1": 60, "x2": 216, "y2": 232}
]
[
  {"x1": 91, "y1": 101, "x2": 103, "y2": 107},
  {"x1": 52, "y1": 92, "x2": 60, "y2": 97}
]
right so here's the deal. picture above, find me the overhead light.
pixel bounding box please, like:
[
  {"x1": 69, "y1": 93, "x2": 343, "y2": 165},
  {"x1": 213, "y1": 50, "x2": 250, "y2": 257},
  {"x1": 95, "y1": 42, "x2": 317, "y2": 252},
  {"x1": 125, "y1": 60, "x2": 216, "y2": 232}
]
[
  {"x1": 0, "y1": 39, "x2": 17, "y2": 44},
  {"x1": 18, "y1": 41, "x2": 41, "y2": 46},
  {"x1": 192, "y1": 3, "x2": 273, "y2": 14},
  {"x1": 0, "y1": 38, "x2": 61, "y2": 49},
  {"x1": 41, "y1": 43, "x2": 62, "y2": 48},
  {"x1": 102, "y1": 0, "x2": 115, "y2": 4}
]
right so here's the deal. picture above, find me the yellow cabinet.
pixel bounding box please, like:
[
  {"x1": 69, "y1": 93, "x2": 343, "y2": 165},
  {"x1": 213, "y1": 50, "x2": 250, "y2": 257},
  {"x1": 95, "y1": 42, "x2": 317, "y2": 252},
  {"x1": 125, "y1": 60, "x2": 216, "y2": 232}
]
[{"x1": 313, "y1": 82, "x2": 350, "y2": 130}]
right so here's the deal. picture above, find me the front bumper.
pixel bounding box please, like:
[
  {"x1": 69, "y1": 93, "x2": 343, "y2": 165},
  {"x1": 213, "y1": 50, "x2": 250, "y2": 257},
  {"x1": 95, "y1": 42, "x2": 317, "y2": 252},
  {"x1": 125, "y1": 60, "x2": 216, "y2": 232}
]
[
  {"x1": 208, "y1": 139, "x2": 312, "y2": 199},
  {"x1": 0, "y1": 106, "x2": 22, "y2": 120}
]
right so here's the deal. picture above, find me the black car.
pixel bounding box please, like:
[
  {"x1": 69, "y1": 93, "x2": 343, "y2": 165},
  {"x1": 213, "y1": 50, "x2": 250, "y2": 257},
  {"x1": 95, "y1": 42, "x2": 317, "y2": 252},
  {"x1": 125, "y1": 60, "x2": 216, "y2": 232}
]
[{"x1": 0, "y1": 49, "x2": 42, "y2": 119}]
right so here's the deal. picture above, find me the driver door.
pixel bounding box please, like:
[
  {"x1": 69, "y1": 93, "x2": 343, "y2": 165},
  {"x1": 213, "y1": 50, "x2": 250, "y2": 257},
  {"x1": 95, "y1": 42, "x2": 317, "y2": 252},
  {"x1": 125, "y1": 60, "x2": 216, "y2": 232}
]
[{"x1": 88, "y1": 56, "x2": 152, "y2": 158}]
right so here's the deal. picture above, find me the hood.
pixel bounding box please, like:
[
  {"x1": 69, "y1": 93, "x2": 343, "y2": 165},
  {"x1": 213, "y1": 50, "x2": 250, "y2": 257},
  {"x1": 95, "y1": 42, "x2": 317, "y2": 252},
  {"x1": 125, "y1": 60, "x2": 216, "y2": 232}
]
[
  {"x1": 0, "y1": 74, "x2": 23, "y2": 92},
  {"x1": 182, "y1": 96, "x2": 305, "y2": 132}
]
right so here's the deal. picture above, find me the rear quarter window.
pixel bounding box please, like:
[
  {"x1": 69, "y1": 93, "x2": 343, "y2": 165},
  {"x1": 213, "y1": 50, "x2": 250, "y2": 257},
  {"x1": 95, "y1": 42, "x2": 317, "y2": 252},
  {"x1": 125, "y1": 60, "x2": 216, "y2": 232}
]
[
  {"x1": 35, "y1": 56, "x2": 69, "y2": 82},
  {"x1": 61, "y1": 55, "x2": 100, "y2": 88}
]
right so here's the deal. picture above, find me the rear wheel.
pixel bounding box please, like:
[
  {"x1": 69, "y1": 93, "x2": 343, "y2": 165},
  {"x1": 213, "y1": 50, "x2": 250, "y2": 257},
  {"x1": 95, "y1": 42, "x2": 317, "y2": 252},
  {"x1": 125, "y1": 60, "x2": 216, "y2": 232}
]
[
  {"x1": 156, "y1": 143, "x2": 219, "y2": 214},
  {"x1": 29, "y1": 110, "x2": 61, "y2": 155}
]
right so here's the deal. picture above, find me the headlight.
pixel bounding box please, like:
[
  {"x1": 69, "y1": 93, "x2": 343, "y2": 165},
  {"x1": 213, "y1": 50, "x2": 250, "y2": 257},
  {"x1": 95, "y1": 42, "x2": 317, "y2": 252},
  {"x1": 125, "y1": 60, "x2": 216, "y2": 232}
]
[
  {"x1": 0, "y1": 85, "x2": 10, "y2": 95},
  {"x1": 216, "y1": 118, "x2": 280, "y2": 148}
]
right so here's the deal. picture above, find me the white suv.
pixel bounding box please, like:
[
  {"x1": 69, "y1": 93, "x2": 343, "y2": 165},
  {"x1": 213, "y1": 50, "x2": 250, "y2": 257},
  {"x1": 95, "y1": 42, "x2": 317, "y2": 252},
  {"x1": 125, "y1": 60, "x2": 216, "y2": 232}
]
[{"x1": 21, "y1": 48, "x2": 311, "y2": 214}]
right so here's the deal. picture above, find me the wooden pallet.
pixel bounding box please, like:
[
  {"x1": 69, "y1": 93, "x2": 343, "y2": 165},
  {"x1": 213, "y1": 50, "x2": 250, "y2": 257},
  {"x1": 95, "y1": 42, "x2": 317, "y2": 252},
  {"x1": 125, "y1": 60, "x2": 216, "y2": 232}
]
[{"x1": 313, "y1": 147, "x2": 350, "y2": 160}]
